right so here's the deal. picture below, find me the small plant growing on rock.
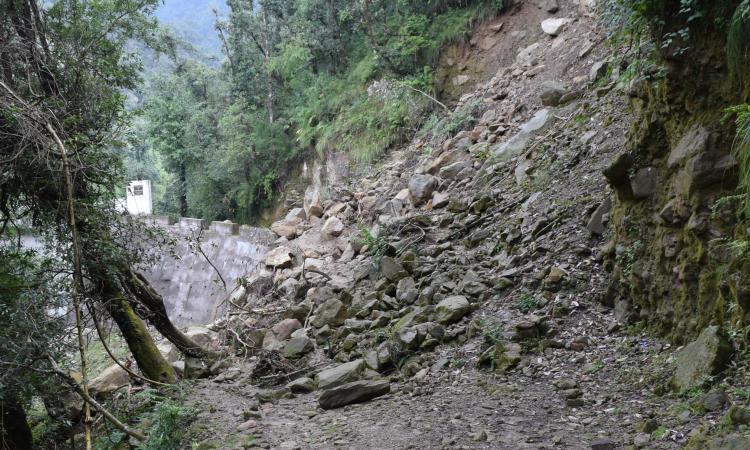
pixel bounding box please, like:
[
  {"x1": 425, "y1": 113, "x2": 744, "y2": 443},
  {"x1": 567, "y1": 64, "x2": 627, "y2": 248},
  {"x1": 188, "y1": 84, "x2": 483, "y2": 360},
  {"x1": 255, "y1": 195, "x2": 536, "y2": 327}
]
[
  {"x1": 584, "y1": 361, "x2": 605, "y2": 375},
  {"x1": 479, "y1": 319, "x2": 504, "y2": 345},
  {"x1": 356, "y1": 223, "x2": 388, "y2": 269},
  {"x1": 516, "y1": 293, "x2": 540, "y2": 313}
]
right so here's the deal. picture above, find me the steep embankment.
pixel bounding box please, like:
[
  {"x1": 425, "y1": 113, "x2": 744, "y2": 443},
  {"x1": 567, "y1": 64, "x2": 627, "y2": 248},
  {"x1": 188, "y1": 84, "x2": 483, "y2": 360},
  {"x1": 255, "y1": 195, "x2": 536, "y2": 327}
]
[{"x1": 156, "y1": 1, "x2": 749, "y2": 449}]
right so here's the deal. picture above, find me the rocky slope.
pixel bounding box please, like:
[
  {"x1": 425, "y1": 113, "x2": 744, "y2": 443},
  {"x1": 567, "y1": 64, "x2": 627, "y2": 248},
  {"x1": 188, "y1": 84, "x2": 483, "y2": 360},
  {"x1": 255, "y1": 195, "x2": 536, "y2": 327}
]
[{"x1": 106, "y1": 1, "x2": 750, "y2": 449}]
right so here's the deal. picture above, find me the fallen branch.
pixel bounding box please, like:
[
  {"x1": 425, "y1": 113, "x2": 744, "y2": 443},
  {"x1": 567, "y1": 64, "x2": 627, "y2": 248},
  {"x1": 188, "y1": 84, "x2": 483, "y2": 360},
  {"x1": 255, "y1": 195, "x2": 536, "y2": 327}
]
[
  {"x1": 304, "y1": 267, "x2": 332, "y2": 281},
  {"x1": 48, "y1": 122, "x2": 93, "y2": 450},
  {"x1": 48, "y1": 357, "x2": 146, "y2": 442}
]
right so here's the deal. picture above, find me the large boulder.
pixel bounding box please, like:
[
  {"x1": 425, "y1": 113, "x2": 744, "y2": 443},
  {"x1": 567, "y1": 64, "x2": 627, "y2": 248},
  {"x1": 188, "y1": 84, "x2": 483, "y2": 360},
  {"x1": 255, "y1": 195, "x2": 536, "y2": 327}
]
[
  {"x1": 630, "y1": 167, "x2": 657, "y2": 199},
  {"x1": 668, "y1": 125, "x2": 709, "y2": 169},
  {"x1": 284, "y1": 336, "x2": 315, "y2": 359},
  {"x1": 380, "y1": 256, "x2": 408, "y2": 282},
  {"x1": 157, "y1": 341, "x2": 180, "y2": 363},
  {"x1": 311, "y1": 298, "x2": 348, "y2": 328},
  {"x1": 270, "y1": 220, "x2": 298, "y2": 239},
  {"x1": 271, "y1": 318, "x2": 302, "y2": 341},
  {"x1": 435, "y1": 295, "x2": 471, "y2": 324},
  {"x1": 316, "y1": 359, "x2": 364, "y2": 390},
  {"x1": 89, "y1": 364, "x2": 130, "y2": 398},
  {"x1": 287, "y1": 376, "x2": 316, "y2": 393},
  {"x1": 438, "y1": 161, "x2": 473, "y2": 180},
  {"x1": 539, "y1": 81, "x2": 567, "y2": 107},
  {"x1": 306, "y1": 286, "x2": 336, "y2": 305},
  {"x1": 408, "y1": 174, "x2": 438, "y2": 206},
  {"x1": 321, "y1": 216, "x2": 345, "y2": 239},
  {"x1": 304, "y1": 186, "x2": 324, "y2": 218},
  {"x1": 185, "y1": 326, "x2": 220, "y2": 349},
  {"x1": 264, "y1": 247, "x2": 294, "y2": 269},
  {"x1": 541, "y1": 18, "x2": 572, "y2": 36},
  {"x1": 318, "y1": 380, "x2": 390, "y2": 410},
  {"x1": 672, "y1": 325, "x2": 732, "y2": 392},
  {"x1": 396, "y1": 277, "x2": 418, "y2": 304}
]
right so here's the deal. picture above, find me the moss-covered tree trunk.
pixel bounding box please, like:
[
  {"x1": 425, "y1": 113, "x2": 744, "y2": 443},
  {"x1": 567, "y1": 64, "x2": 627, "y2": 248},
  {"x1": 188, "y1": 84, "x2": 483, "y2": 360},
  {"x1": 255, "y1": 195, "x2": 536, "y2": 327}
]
[
  {"x1": 123, "y1": 270, "x2": 211, "y2": 358},
  {"x1": 104, "y1": 279, "x2": 177, "y2": 383},
  {"x1": 0, "y1": 397, "x2": 32, "y2": 450}
]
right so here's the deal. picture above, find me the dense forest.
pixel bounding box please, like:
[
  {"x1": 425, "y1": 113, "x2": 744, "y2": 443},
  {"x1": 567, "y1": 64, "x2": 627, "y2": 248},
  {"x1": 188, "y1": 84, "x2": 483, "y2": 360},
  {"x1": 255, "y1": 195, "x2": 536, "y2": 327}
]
[{"x1": 4, "y1": 0, "x2": 750, "y2": 448}]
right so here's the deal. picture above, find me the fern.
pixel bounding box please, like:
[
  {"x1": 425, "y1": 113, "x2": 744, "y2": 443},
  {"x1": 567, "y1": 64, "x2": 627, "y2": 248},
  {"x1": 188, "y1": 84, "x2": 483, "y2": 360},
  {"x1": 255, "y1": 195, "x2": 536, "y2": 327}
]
[
  {"x1": 726, "y1": 103, "x2": 750, "y2": 218},
  {"x1": 728, "y1": 0, "x2": 750, "y2": 87}
]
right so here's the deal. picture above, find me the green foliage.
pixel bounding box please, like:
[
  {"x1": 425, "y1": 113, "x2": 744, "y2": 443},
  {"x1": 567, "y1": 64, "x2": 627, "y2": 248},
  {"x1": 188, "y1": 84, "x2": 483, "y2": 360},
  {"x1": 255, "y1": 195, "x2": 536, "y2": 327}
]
[
  {"x1": 479, "y1": 319, "x2": 504, "y2": 345},
  {"x1": 584, "y1": 361, "x2": 606, "y2": 374},
  {"x1": 356, "y1": 223, "x2": 388, "y2": 269},
  {"x1": 420, "y1": 98, "x2": 481, "y2": 144},
  {"x1": 726, "y1": 104, "x2": 750, "y2": 218},
  {"x1": 728, "y1": 1, "x2": 750, "y2": 86},
  {"x1": 137, "y1": 401, "x2": 195, "y2": 450},
  {"x1": 0, "y1": 250, "x2": 67, "y2": 403},
  {"x1": 516, "y1": 293, "x2": 540, "y2": 313},
  {"x1": 616, "y1": 239, "x2": 644, "y2": 277}
]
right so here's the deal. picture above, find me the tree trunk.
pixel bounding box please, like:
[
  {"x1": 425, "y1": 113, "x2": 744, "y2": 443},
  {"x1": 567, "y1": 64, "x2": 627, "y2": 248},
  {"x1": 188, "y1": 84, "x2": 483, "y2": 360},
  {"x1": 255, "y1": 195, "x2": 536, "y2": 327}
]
[
  {"x1": 104, "y1": 280, "x2": 177, "y2": 383},
  {"x1": 123, "y1": 270, "x2": 212, "y2": 359},
  {"x1": 178, "y1": 163, "x2": 188, "y2": 217},
  {"x1": 0, "y1": 397, "x2": 32, "y2": 450},
  {"x1": 261, "y1": 8, "x2": 275, "y2": 124}
]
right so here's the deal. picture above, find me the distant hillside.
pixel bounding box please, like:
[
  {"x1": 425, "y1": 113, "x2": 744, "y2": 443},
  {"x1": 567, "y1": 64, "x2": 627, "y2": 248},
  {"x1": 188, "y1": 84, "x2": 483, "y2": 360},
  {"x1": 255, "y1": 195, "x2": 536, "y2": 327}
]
[{"x1": 154, "y1": 0, "x2": 228, "y2": 58}]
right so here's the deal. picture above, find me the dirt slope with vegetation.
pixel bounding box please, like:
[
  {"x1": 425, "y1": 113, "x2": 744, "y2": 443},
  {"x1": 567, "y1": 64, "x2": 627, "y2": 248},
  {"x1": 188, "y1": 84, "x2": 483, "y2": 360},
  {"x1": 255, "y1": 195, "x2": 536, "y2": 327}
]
[{"x1": 146, "y1": 1, "x2": 750, "y2": 449}]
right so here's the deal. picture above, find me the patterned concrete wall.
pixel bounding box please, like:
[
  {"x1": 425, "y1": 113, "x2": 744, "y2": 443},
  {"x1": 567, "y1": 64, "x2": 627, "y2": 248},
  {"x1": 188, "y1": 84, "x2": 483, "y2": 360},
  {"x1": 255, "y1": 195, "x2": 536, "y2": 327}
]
[{"x1": 142, "y1": 217, "x2": 274, "y2": 326}]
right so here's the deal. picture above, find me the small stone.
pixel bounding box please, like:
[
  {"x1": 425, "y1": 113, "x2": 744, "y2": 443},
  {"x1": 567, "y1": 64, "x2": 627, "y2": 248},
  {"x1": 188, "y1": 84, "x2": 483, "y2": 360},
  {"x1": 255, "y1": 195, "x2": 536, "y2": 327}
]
[
  {"x1": 283, "y1": 336, "x2": 314, "y2": 358},
  {"x1": 472, "y1": 429, "x2": 488, "y2": 442},
  {"x1": 271, "y1": 318, "x2": 302, "y2": 341},
  {"x1": 236, "y1": 419, "x2": 257, "y2": 432},
  {"x1": 547, "y1": 266, "x2": 567, "y2": 283},
  {"x1": 633, "y1": 432, "x2": 651, "y2": 448},
  {"x1": 432, "y1": 191, "x2": 450, "y2": 209},
  {"x1": 311, "y1": 298, "x2": 347, "y2": 328}
]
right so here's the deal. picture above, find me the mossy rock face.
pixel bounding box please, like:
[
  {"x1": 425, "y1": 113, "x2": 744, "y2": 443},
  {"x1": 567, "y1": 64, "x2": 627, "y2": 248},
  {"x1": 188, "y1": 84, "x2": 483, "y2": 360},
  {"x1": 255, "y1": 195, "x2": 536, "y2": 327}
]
[{"x1": 671, "y1": 325, "x2": 732, "y2": 392}]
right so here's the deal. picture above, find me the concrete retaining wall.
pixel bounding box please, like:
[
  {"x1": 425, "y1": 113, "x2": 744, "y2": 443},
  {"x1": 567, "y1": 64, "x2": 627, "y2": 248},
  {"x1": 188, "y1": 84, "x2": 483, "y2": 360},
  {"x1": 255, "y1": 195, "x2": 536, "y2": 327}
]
[{"x1": 141, "y1": 216, "x2": 274, "y2": 326}]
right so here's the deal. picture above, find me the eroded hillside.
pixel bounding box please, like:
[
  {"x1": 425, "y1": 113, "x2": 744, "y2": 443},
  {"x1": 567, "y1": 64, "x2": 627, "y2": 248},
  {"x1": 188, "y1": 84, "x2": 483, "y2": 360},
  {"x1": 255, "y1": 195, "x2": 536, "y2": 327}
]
[{"x1": 129, "y1": 1, "x2": 748, "y2": 449}]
